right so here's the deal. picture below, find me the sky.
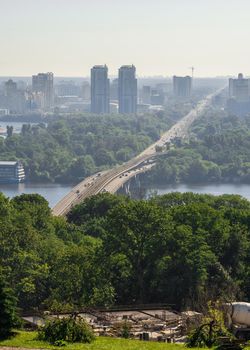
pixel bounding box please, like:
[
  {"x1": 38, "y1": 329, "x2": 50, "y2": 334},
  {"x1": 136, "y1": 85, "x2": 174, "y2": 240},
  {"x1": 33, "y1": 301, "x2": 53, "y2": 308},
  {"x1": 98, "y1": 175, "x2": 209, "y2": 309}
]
[{"x1": 0, "y1": 0, "x2": 250, "y2": 77}]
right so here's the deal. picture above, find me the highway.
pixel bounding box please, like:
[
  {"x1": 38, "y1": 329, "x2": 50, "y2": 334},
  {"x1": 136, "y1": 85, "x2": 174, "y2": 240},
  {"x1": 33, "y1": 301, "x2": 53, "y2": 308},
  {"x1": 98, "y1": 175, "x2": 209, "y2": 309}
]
[{"x1": 52, "y1": 88, "x2": 223, "y2": 216}]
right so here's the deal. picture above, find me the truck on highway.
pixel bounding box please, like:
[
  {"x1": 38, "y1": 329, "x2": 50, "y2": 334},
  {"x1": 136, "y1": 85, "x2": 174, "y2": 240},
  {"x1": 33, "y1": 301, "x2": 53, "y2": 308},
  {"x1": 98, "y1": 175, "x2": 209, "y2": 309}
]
[{"x1": 226, "y1": 302, "x2": 250, "y2": 340}]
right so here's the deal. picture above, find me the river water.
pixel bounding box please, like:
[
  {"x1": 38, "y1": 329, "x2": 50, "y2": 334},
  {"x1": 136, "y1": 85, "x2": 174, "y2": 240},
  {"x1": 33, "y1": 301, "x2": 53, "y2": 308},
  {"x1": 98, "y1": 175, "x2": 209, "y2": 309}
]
[
  {"x1": 145, "y1": 183, "x2": 250, "y2": 201},
  {"x1": 0, "y1": 183, "x2": 73, "y2": 208},
  {"x1": 0, "y1": 183, "x2": 250, "y2": 208},
  {"x1": 1, "y1": 182, "x2": 250, "y2": 209}
]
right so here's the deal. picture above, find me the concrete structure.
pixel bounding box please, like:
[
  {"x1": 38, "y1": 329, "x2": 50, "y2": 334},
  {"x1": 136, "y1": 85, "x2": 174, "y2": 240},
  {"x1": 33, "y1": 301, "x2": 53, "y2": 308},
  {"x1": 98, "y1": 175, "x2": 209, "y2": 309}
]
[
  {"x1": 173, "y1": 76, "x2": 192, "y2": 98},
  {"x1": 0, "y1": 109, "x2": 9, "y2": 116},
  {"x1": 142, "y1": 86, "x2": 151, "y2": 104},
  {"x1": 118, "y1": 65, "x2": 137, "y2": 114},
  {"x1": 91, "y1": 65, "x2": 110, "y2": 114},
  {"x1": 23, "y1": 307, "x2": 197, "y2": 342},
  {"x1": 81, "y1": 81, "x2": 91, "y2": 101},
  {"x1": 110, "y1": 78, "x2": 118, "y2": 101},
  {"x1": 228, "y1": 73, "x2": 250, "y2": 116},
  {"x1": 55, "y1": 81, "x2": 81, "y2": 97},
  {"x1": 4, "y1": 80, "x2": 26, "y2": 114},
  {"x1": 229, "y1": 73, "x2": 250, "y2": 102},
  {"x1": 32, "y1": 72, "x2": 54, "y2": 110},
  {"x1": 0, "y1": 161, "x2": 25, "y2": 183}
]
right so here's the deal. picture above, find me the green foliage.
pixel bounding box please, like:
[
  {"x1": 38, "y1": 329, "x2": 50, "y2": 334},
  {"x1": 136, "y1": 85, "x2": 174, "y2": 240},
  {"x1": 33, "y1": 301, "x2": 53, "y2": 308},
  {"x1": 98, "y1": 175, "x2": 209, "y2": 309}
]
[
  {"x1": 1, "y1": 190, "x2": 250, "y2": 312},
  {"x1": 186, "y1": 302, "x2": 231, "y2": 348},
  {"x1": 38, "y1": 316, "x2": 95, "y2": 344},
  {"x1": 120, "y1": 321, "x2": 132, "y2": 339},
  {"x1": 54, "y1": 339, "x2": 67, "y2": 347},
  {"x1": 146, "y1": 112, "x2": 250, "y2": 185},
  {"x1": 0, "y1": 276, "x2": 20, "y2": 339},
  {"x1": 0, "y1": 112, "x2": 174, "y2": 183}
]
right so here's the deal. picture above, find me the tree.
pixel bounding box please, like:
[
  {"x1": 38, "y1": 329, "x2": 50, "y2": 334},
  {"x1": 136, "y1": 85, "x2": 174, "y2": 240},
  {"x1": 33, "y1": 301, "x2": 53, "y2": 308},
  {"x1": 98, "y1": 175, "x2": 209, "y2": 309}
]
[
  {"x1": 102, "y1": 200, "x2": 172, "y2": 303},
  {"x1": 0, "y1": 276, "x2": 19, "y2": 339},
  {"x1": 6, "y1": 125, "x2": 13, "y2": 138}
]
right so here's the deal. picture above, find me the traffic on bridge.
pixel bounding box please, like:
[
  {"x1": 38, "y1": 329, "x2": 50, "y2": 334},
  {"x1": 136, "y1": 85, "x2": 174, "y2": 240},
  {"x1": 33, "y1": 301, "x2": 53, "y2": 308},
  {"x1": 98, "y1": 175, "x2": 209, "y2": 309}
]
[{"x1": 52, "y1": 89, "x2": 223, "y2": 216}]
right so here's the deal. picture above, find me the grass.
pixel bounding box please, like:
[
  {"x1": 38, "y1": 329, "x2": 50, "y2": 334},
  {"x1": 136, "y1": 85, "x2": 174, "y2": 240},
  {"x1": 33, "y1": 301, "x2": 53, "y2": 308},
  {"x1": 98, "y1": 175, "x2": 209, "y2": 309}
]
[{"x1": 0, "y1": 330, "x2": 189, "y2": 350}]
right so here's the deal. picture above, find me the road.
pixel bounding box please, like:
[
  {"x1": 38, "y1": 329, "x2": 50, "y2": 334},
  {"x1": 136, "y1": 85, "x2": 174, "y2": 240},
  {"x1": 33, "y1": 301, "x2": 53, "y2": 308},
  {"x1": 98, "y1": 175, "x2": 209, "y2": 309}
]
[{"x1": 52, "y1": 88, "x2": 223, "y2": 216}]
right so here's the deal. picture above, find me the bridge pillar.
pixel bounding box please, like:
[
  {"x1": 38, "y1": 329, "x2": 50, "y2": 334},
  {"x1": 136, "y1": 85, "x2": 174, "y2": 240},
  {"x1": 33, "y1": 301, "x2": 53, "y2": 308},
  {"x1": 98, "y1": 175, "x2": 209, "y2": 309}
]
[{"x1": 124, "y1": 181, "x2": 130, "y2": 196}]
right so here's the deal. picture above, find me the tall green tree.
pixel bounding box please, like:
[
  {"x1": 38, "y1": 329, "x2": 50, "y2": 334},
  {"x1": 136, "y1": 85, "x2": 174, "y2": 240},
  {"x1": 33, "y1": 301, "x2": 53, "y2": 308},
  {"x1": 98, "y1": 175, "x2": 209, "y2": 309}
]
[{"x1": 0, "y1": 276, "x2": 19, "y2": 339}]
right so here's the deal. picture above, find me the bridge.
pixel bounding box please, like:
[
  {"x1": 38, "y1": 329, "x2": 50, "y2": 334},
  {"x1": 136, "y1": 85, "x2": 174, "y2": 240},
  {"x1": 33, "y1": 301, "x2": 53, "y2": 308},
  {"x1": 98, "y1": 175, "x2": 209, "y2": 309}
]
[{"x1": 52, "y1": 89, "x2": 223, "y2": 216}]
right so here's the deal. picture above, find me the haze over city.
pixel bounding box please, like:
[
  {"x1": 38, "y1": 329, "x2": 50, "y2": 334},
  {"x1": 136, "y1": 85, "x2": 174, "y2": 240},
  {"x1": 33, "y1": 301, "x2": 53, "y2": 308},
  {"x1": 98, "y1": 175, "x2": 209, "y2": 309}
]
[{"x1": 1, "y1": 0, "x2": 250, "y2": 77}]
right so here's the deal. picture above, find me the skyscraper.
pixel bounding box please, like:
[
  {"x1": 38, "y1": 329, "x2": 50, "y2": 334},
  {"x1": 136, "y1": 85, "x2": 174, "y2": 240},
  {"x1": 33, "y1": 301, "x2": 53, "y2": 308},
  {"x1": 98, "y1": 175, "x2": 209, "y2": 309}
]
[
  {"x1": 173, "y1": 76, "x2": 192, "y2": 98},
  {"x1": 118, "y1": 65, "x2": 137, "y2": 114},
  {"x1": 4, "y1": 80, "x2": 26, "y2": 114},
  {"x1": 229, "y1": 73, "x2": 250, "y2": 102},
  {"x1": 227, "y1": 73, "x2": 250, "y2": 116},
  {"x1": 91, "y1": 65, "x2": 110, "y2": 114},
  {"x1": 32, "y1": 73, "x2": 54, "y2": 110}
]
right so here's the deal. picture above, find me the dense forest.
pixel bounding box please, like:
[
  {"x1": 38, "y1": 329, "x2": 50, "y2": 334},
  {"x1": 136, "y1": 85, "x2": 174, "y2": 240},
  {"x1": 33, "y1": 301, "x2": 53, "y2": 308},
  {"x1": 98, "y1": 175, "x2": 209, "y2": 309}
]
[
  {"x1": 1, "y1": 191, "x2": 250, "y2": 312},
  {"x1": 0, "y1": 104, "x2": 192, "y2": 183},
  {"x1": 146, "y1": 108, "x2": 250, "y2": 184}
]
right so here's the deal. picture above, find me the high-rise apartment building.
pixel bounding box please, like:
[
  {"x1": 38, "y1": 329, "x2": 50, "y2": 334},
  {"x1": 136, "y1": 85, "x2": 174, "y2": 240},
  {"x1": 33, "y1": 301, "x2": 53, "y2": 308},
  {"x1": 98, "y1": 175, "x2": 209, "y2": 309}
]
[
  {"x1": 173, "y1": 76, "x2": 192, "y2": 98},
  {"x1": 118, "y1": 65, "x2": 137, "y2": 114},
  {"x1": 32, "y1": 73, "x2": 54, "y2": 110},
  {"x1": 229, "y1": 73, "x2": 250, "y2": 102},
  {"x1": 4, "y1": 80, "x2": 26, "y2": 114},
  {"x1": 110, "y1": 78, "x2": 118, "y2": 101},
  {"x1": 228, "y1": 73, "x2": 250, "y2": 116},
  {"x1": 91, "y1": 65, "x2": 110, "y2": 114},
  {"x1": 142, "y1": 86, "x2": 151, "y2": 104}
]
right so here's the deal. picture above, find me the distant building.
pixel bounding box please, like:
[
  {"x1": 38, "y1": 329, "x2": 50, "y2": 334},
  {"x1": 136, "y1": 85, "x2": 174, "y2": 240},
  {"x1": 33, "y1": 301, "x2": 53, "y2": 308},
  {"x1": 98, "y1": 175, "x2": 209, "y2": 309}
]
[
  {"x1": 150, "y1": 89, "x2": 165, "y2": 105},
  {"x1": 173, "y1": 76, "x2": 192, "y2": 98},
  {"x1": 55, "y1": 81, "x2": 81, "y2": 97},
  {"x1": 0, "y1": 109, "x2": 9, "y2": 116},
  {"x1": 81, "y1": 82, "x2": 91, "y2": 101},
  {"x1": 228, "y1": 73, "x2": 250, "y2": 116},
  {"x1": 229, "y1": 73, "x2": 250, "y2": 102},
  {"x1": 110, "y1": 78, "x2": 118, "y2": 101},
  {"x1": 4, "y1": 80, "x2": 26, "y2": 114},
  {"x1": 118, "y1": 65, "x2": 137, "y2": 114},
  {"x1": 0, "y1": 161, "x2": 25, "y2": 183},
  {"x1": 91, "y1": 65, "x2": 110, "y2": 114},
  {"x1": 142, "y1": 86, "x2": 151, "y2": 104},
  {"x1": 32, "y1": 73, "x2": 54, "y2": 110}
]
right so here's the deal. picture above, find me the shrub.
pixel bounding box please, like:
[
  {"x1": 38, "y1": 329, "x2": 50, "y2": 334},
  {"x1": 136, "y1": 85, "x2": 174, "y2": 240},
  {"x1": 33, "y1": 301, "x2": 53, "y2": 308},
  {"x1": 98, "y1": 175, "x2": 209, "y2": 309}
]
[
  {"x1": 38, "y1": 316, "x2": 95, "y2": 344},
  {"x1": 186, "y1": 301, "x2": 231, "y2": 348}
]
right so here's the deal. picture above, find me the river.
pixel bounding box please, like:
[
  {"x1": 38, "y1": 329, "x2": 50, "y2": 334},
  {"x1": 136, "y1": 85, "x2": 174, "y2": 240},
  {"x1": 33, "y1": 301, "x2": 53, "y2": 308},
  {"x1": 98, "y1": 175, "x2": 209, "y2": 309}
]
[
  {"x1": 145, "y1": 183, "x2": 250, "y2": 201},
  {"x1": 1, "y1": 182, "x2": 250, "y2": 210},
  {"x1": 0, "y1": 183, "x2": 73, "y2": 208}
]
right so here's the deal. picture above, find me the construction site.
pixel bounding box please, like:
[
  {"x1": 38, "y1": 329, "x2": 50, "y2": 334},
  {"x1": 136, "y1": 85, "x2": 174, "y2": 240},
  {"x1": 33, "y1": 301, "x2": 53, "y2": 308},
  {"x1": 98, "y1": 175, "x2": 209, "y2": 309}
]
[{"x1": 23, "y1": 305, "x2": 202, "y2": 343}]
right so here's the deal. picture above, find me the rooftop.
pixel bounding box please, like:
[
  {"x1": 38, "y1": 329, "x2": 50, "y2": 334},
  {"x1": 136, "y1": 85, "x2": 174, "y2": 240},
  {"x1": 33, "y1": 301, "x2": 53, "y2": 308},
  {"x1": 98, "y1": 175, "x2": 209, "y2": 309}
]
[{"x1": 0, "y1": 161, "x2": 18, "y2": 166}]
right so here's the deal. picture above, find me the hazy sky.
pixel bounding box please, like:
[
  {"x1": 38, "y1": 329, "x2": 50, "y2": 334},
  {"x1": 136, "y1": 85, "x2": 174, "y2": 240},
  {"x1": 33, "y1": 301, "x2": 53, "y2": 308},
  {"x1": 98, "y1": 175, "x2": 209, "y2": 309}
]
[{"x1": 1, "y1": 0, "x2": 250, "y2": 77}]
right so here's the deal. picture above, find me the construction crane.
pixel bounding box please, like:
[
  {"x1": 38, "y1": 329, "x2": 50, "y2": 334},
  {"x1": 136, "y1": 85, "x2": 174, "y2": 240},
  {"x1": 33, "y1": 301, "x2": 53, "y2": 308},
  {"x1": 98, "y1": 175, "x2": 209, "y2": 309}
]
[{"x1": 188, "y1": 67, "x2": 195, "y2": 78}]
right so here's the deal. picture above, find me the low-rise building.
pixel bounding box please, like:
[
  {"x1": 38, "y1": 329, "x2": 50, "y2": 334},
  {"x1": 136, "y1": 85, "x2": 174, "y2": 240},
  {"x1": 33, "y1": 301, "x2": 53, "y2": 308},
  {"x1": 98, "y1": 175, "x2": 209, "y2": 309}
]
[{"x1": 0, "y1": 161, "x2": 25, "y2": 183}]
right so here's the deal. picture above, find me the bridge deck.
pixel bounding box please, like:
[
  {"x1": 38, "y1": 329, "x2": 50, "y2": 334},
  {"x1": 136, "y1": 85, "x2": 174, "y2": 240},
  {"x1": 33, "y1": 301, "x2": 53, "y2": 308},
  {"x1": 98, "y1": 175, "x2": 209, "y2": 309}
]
[{"x1": 52, "y1": 88, "x2": 225, "y2": 216}]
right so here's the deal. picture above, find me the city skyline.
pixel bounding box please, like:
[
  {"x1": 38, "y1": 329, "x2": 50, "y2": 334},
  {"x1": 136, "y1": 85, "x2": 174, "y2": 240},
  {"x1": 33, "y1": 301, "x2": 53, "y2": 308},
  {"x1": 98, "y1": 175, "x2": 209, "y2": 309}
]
[{"x1": 1, "y1": 0, "x2": 250, "y2": 77}]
